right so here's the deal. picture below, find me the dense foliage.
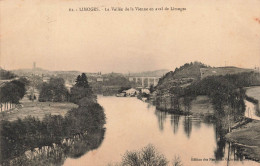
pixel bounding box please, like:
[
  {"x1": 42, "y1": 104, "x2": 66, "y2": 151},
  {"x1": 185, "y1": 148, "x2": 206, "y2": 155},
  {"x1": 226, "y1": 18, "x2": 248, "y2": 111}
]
[
  {"x1": 90, "y1": 73, "x2": 135, "y2": 95},
  {"x1": 183, "y1": 72, "x2": 260, "y2": 111},
  {"x1": 0, "y1": 69, "x2": 16, "y2": 80},
  {"x1": 70, "y1": 73, "x2": 96, "y2": 104},
  {"x1": 0, "y1": 101, "x2": 106, "y2": 163},
  {"x1": 0, "y1": 79, "x2": 26, "y2": 104},
  {"x1": 157, "y1": 62, "x2": 208, "y2": 88},
  {"x1": 0, "y1": 73, "x2": 106, "y2": 165},
  {"x1": 102, "y1": 73, "x2": 133, "y2": 87},
  {"x1": 154, "y1": 70, "x2": 260, "y2": 129},
  {"x1": 109, "y1": 145, "x2": 182, "y2": 166},
  {"x1": 39, "y1": 78, "x2": 69, "y2": 102}
]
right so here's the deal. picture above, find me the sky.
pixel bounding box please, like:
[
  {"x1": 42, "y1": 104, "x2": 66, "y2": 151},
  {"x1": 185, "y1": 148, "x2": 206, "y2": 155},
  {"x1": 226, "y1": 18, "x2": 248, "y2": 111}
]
[{"x1": 0, "y1": 0, "x2": 260, "y2": 73}]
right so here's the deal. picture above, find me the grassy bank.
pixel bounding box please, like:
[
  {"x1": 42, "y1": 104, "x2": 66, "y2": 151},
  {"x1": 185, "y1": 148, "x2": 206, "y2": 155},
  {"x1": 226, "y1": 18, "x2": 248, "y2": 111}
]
[
  {"x1": 246, "y1": 86, "x2": 260, "y2": 102},
  {"x1": 154, "y1": 95, "x2": 215, "y2": 119},
  {"x1": 225, "y1": 120, "x2": 260, "y2": 162},
  {"x1": 225, "y1": 86, "x2": 260, "y2": 162},
  {"x1": 0, "y1": 101, "x2": 77, "y2": 121}
]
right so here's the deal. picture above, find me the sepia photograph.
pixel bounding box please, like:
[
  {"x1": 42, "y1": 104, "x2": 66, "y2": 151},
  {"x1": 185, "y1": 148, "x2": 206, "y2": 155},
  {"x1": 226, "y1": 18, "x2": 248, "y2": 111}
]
[{"x1": 0, "y1": 0, "x2": 260, "y2": 165}]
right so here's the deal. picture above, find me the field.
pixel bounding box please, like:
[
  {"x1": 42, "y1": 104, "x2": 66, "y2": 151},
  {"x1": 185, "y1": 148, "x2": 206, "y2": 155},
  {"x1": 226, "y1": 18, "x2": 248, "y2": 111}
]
[
  {"x1": 0, "y1": 100, "x2": 77, "y2": 121},
  {"x1": 246, "y1": 86, "x2": 260, "y2": 101},
  {"x1": 200, "y1": 67, "x2": 253, "y2": 79}
]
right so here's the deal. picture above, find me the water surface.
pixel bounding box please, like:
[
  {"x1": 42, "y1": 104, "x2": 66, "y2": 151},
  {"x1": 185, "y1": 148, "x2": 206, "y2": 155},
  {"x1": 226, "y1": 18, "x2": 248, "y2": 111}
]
[{"x1": 64, "y1": 96, "x2": 258, "y2": 166}]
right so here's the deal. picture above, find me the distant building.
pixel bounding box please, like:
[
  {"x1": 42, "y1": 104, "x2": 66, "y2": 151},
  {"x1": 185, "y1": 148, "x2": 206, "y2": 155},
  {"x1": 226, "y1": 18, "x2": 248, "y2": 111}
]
[
  {"x1": 65, "y1": 81, "x2": 73, "y2": 91},
  {"x1": 42, "y1": 76, "x2": 50, "y2": 82},
  {"x1": 129, "y1": 77, "x2": 134, "y2": 81},
  {"x1": 141, "y1": 88, "x2": 150, "y2": 94},
  {"x1": 123, "y1": 88, "x2": 139, "y2": 96},
  {"x1": 97, "y1": 77, "x2": 104, "y2": 82}
]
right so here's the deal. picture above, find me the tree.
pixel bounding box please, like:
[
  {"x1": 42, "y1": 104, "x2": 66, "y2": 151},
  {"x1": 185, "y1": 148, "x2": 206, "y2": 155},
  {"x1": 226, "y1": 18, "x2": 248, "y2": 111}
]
[
  {"x1": 0, "y1": 80, "x2": 26, "y2": 104},
  {"x1": 0, "y1": 68, "x2": 16, "y2": 79},
  {"x1": 120, "y1": 145, "x2": 168, "y2": 166},
  {"x1": 149, "y1": 85, "x2": 155, "y2": 93},
  {"x1": 10, "y1": 80, "x2": 26, "y2": 99},
  {"x1": 70, "y1": 73, "x2": 95, "y2": 104},
  {"x1": 38, "y1": 82, "x2": 53, "y2": 102},
  {"x1": 39, "y1": 77, "x2": 68, "y2": 102},
  {"x1": 75, "y1": 73, "x2": 89, "y2": 88},
  {"x1": 17, "y1": 77, "x2": 30, "y2": 87}
]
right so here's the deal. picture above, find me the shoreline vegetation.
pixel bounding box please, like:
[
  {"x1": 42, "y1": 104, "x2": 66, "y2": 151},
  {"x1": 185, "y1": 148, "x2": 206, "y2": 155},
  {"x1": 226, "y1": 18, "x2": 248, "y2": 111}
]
[
  {"x1": 142, "y1": 62, "x2": 260, "y2": 162},
  {"x1": 108, "y1": 144, "x2": 183, "y2": 166},
  {"x1": 225, "y1": 86, "x2": 260, "y2": 162},
  {"x1": 1, "y1": 63, "x2": 260, "y2": 165},
  {"x1": 0, "y1": 73, "x2": 106, "y2": 165},
  {"x1": 225, "y1": 119, "x2": 260, "y2": 162}
]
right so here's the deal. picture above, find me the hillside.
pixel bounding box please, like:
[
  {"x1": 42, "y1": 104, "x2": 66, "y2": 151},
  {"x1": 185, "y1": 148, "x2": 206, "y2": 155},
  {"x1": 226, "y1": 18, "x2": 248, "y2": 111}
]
[
  {"x1": 156, "y1": 62, "x2": 256, "y2": 90},
  {"x1": 156, "y1": 62, "x2": 208, "y2": 90},
  {"x1": 12, "y1": 68, "x2": 50, "y2": 76},
  {"x1": 153, "y1": 62, "x2": 260, "y2": 115}
]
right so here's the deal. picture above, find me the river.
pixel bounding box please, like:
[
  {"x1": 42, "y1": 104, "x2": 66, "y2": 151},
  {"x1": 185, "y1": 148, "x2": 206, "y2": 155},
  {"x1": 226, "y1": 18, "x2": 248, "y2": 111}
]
[{"x1": 64, "y1": 96, "x2": 258, "y2": 166}]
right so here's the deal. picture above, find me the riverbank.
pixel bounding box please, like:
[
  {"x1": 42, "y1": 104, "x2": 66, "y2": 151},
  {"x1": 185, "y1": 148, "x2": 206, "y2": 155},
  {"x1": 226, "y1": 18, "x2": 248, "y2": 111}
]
[
  {"x1": 153, "y1": 95, "x2": 215, "y2": 118},
  {"x1": 226, "y1": 120, "x2": 260, "y2": 162},
  {"x1": 225, "y1": 86, "x2": 260, "y2": 162},
  {"x1": 0, "y1": 100, "x2": 106, "y2": 165}
]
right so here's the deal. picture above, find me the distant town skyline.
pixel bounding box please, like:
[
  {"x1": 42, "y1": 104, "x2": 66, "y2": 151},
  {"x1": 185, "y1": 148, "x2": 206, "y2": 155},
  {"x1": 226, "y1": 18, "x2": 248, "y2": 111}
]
[
  {"x1": 1, "y1": 61, "x2": 258, "y2": 74},
  {"x1": 1, "y1": 0, "x2": 260, "y2": 73}
]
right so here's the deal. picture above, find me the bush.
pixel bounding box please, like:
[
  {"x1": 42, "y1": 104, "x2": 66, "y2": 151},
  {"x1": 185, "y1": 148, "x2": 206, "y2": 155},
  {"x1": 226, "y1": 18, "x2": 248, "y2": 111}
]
[
  {"x1": 121, "y1": 145, "x2": 168, "y2": 166},
  {"x1": 109, "y1": 145, "x2": 183, "y2": 166}
]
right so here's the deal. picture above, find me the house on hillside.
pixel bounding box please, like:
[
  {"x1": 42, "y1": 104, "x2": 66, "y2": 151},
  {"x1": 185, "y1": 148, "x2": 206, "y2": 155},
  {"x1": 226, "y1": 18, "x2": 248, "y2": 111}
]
[
  {"x1": 97, "y1": 77, "x2": 104, "y2": 82},
  {"x1": 42, "y1": 76, "x2": 50, "y2": 82}
]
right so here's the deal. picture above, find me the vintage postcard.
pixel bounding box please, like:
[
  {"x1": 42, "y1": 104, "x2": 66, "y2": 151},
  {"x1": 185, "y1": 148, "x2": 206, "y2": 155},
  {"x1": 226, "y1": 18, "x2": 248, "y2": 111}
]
[{"x1": 0, "y1": 0, "x2": 260, "y2": 165}]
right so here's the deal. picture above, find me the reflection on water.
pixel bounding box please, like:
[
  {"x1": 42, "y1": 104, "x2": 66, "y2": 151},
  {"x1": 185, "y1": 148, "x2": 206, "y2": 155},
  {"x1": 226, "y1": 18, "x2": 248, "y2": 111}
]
[
  {"x1": 215, "y1": 136, "x2": 226, "y2": 161},
  {"x1": 183, "y1": 116, "x2": 192, "y2": 138},
  {"x1": 63, "y1": 96, "x2": 258, "y2": 166},
  {"x1": 155, "y1": 110, "x2": 167, "y2": 131},
  {"x1": 170, "y1": 114, "x2": 180, "y2": 134},
  {"x1": 1, "y1": 128, "x2": 105, "y2": 166},
  {"x1": 155, "y1": 110, "x2": 193, "y2": 138}
]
